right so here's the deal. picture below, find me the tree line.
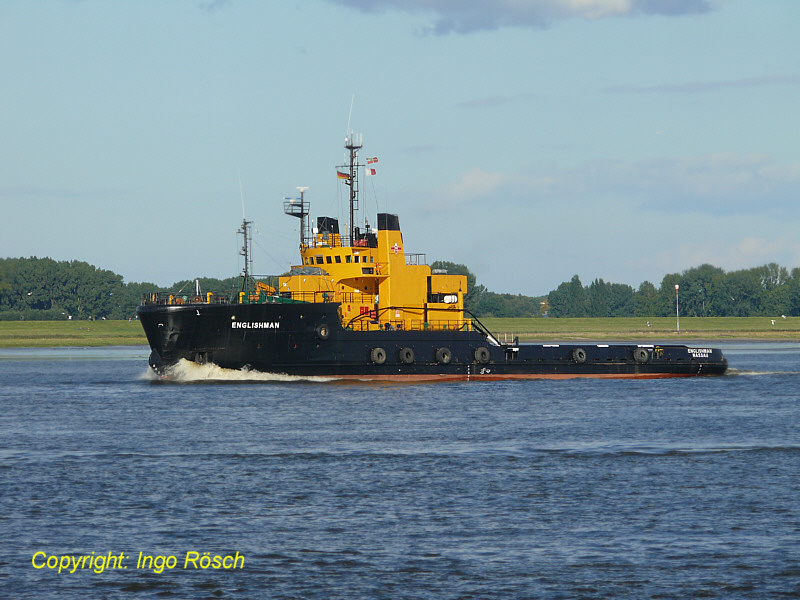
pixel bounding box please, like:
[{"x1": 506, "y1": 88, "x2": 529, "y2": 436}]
[
  {"x1": 2, "y1": 257, "x2": 799, "y2": 320},
  {"x1": 0, "y1": 257, "x2": 245, "y2": 321},
  {"x1": 546, "y1": 263, "x2": 800, "y2": 318}
]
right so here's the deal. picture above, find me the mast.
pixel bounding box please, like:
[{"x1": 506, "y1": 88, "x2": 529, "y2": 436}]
[
  {"x1": 283, "y1": 186, "x2": 310, "y2": 249},
  {"x1": 238, "y1": 218, "x2": 253, "y2": 292},
  {"x1": 344, "y1": 133, "x2": 362, "y2": 246}
]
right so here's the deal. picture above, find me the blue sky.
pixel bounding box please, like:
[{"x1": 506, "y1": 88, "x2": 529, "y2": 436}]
[{"x1": 2, "y1": 0, "x2": 799, "y2": 296}]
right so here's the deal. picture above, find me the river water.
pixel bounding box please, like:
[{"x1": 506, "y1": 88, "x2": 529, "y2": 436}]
[{"x1": 1, "y1": 343, "x2": 798, "y2": 599}]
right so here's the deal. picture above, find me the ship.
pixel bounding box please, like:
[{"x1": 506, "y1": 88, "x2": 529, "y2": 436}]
[{"x1": 137, "y1": 134, "x2": 728, "y2": 380}]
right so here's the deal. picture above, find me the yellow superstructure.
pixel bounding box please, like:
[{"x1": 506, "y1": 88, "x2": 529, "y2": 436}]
[{"x1": 276, "y1": 213, "x2": 468, "y2": 332}]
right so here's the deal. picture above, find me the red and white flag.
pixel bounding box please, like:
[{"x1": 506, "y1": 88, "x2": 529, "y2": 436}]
[
  {"x1": 366, "y1": 157, "x2": 378, "y2": 164},
  {"x1": 365, "y1": 168, "x2": 377, "y2": 176}
]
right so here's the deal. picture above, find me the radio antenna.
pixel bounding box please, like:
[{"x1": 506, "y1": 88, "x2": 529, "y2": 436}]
[
  {"x1": 346, "y1": 94, "x2": 355, "y2": 137},
  {"x1": 238, "y1": 169, "x2": 246, "y2": 219}
]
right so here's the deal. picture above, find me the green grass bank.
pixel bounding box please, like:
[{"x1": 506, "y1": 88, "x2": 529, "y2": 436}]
[
  {"x1": 1, "y1": 317, "x2": 798, "y2": 348},
  {"x1": 481, "y1": 316, "x2": 800, "y2": 342},
  {"x1": 0, "y1": 320, "x2": 148, "y2": 348}
]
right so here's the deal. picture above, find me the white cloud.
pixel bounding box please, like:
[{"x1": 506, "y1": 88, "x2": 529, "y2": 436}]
[
  {"x1": 630, "y1": 154, "x2": 800, "y2": 212},
  {"x1": 328, "y1": 0, "x2": 721, "y2": 34},
  {"x1": 198, "y1": 0, "x2": 231, "y2": 11},
  {"x1": 446, "y1": 167, "x2": 510, "y2": 200},
  {"x1": 558, "y1": 0, "x2": 633, "y2": 19},
  {"x1": 428, "y1": 152, "x2": 800, "y2": 215},
  {"x1": 428, "y1": 167, "x2": 561, "y2": 210},
  {"x1": 605, "y1": 74, "x2": 800, "y2": 94},
  {"x1": 643, "y1": 233, "x2": 800, "y2": 280}
]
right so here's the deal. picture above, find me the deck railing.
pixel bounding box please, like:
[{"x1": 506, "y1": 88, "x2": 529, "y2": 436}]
[
  {"x1": 140, "y1": 292, "x2": 234, "y2": 306},
  {"x1": 405, "y1": 253, "x2": 426, "y2": 265},
  {"x1": 347, "y1": 318, "x2": 472, "y2": 332},
  {"x1": 140, "y1": 290, "x2": 365, "y2": 306}
]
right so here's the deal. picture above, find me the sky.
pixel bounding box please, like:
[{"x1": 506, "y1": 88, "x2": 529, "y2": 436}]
[{"x1": 2, "y1": 0, "x2": 799, "y2": 296}]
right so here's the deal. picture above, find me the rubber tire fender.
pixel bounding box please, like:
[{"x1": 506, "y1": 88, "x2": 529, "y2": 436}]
[
  {"x1": 474, "y1": 347, "x2": 490, "y2": 364},
  {"x1": 370, "y1": 347, "x2": 387, "y2": 365},
  {"x1": 435, "y1": 347, "x2": 452, "y2": 364},
  {"x1": 633, "y1": 347, "x2": 649, "y2": 364},
  {"x1": 572, "y1": 347, "x2": 587, "y2": 364},
  {"x1": 315, "y1": 323, "x2": 330, "y2": 341},
  {"x1": 398, "y1": 347, "x2": 415, "y2": 364}
]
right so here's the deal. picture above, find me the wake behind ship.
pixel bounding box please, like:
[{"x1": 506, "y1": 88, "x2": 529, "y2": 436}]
[{"x1": 137, "y1": 135, "x2": 728, "y2": 380}]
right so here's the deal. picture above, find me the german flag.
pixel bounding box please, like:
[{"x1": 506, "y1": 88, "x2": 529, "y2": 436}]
[{"x1": 337, "y1": 171, "x2": 351, "y2": 181}]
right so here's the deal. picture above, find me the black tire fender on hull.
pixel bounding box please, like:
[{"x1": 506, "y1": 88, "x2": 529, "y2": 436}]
[
  {"x1": 435, "y1": 347, "x2": 452, "y2": 364},
  {"x1": 370, "y1": 347, "x2": 387, "y2": 364},
  {"x1": 398, "y1": 347, "x2": 415, "y2": 364},
  {"x1": 474, "y1": 347, "x2": 490, "y2": 364}
]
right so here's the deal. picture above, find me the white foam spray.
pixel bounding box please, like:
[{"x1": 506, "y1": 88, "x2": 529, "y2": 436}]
[
  {"x1": 726, "y1": 368, "x2": 800, "y2": 376},
  {"x1": 157, "y1": 359, "x2": 335, "y2": 383}
]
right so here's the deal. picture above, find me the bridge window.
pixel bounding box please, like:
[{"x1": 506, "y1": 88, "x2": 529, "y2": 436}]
[
  {"x1": 326, "y1": 256, "x2": 332, "y2": 264},
  {"x1": 335, "y1": 255, "x2": 341, "y2": 263}
]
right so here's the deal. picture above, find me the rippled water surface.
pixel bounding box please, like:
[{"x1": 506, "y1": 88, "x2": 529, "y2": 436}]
[{"x1": 1, "y1": 343, "x2": 799, "y2": 599}]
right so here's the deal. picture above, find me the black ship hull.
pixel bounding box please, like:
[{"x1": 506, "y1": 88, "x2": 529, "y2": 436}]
[{"x1": 137, "y1": 301, "x2": 728, "y2": 381}]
